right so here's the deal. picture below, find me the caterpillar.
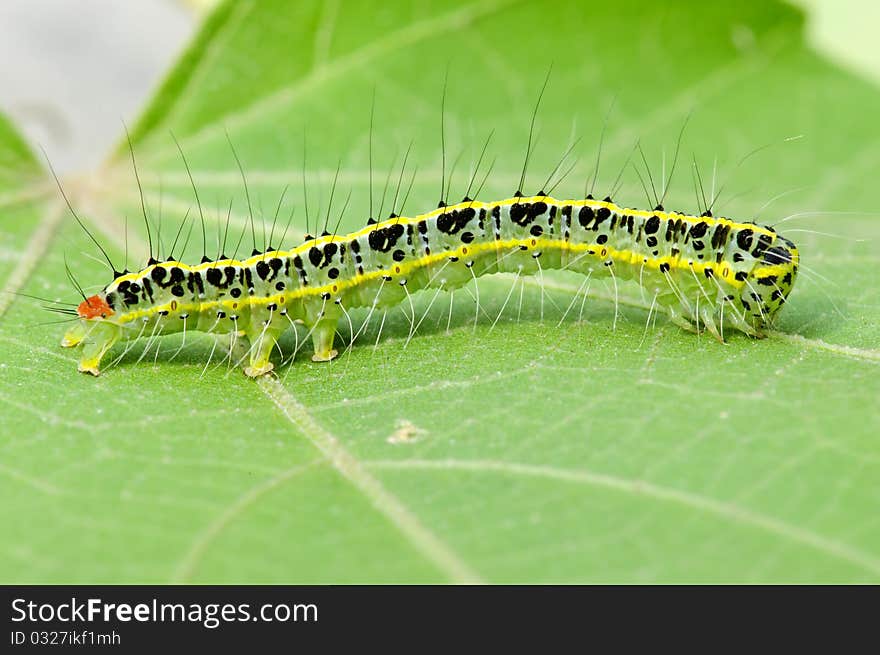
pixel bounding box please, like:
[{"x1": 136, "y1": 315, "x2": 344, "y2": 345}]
[{"x1": 61, "y1": 189, "x2": 800, "y2": 377}]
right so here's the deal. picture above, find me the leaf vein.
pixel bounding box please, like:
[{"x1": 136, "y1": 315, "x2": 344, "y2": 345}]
[
  {"x1": 367, "y1": 458, "x2": 880, "y2": 578},
  {"x1": 258, "y1": 376, "x2": 484, "y2": 583}
]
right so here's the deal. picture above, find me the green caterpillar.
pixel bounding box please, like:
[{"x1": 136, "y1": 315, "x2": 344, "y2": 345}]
[{"x1": 62, "y1": 193, "x2": 799, "y2": 377}]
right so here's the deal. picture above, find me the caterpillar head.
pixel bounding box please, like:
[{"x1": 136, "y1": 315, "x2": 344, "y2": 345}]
[
  {"x1": 60, "y1": 294, "x2": 114, "y2": 349},
  {"x1": 742, "y1": 235, "x2": 799, "y2": 328},
  {"x1": 62, "y1": 292, "x2": 122, "y2": 375},
  {"x1": 76, "y1": 294, "x2": 114, "y2": 320}
]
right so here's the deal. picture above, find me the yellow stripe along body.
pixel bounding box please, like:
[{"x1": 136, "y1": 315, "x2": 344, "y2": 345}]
[{"x1": 66, "y1": 196, "x2": 800, "y2": 376}]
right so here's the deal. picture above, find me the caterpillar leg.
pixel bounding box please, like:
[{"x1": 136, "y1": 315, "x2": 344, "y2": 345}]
[
  {"x1": 242, "y1": 326, "x2": 283, "y2": 378},
  {"x1": 667, "y1": 307, "x2": 698, "y2": 334},
  {"x1": 699, "y1": 306, "x2": 725, "y2": 343},
  {"x1": 61, "y1": 321, "x2": 89, "y2": 348},
  {"x1": 309, "y1": 318, "x2": 339, "y2": 362},
  {"x1": 722, "y1": 312, "x2": 763, "y2": 338},
  {"x1": 76, "y1": 323, "x2": 121, "y2": 376}
]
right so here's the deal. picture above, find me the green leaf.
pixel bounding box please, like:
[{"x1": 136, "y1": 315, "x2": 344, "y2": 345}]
[{"x1": 1, "y1": 0, "x2": 879, "y2": 583}]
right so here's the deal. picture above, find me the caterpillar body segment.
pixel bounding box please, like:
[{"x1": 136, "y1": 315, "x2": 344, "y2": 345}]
[{"x1": 64, "y1": 196, "x2": 799, "y2": 376}]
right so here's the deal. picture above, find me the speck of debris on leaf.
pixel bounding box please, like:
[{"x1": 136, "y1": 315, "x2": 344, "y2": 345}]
[{"x1": 387, "y1": 419, "x2": 426, "y2": 445}]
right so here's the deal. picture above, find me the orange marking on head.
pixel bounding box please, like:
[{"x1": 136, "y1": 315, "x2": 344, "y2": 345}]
[{"x1": 77, "y1": 295, "x2": 113, "y2": 319}]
